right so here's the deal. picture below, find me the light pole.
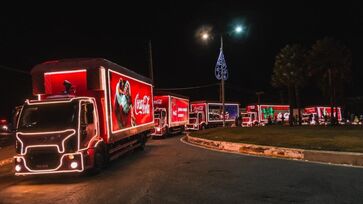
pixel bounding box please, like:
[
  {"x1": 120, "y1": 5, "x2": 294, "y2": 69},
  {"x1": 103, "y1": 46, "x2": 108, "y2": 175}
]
[{"x1": 200, "y1": 24, "x2": 244, "y2": 127}]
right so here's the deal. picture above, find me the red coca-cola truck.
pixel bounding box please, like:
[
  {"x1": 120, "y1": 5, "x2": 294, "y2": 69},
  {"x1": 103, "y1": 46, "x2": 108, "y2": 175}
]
[
  {"x1": 185, "y1": 101, "x2": 239, "y2": 130},
  {"x1": 242, "y1": 104, "x2": 290, "y2": 127},
  {"x1": 151, "y1": 94, "x2": 189, "y2": 137},
  {"x1": 14, "y1": 58, "x2": 154, "y2": 175}
]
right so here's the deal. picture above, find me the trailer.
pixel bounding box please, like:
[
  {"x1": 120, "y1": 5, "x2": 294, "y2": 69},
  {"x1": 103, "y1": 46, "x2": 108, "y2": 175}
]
[
  {"x1": 14, "y1": 58, "x2": 154, "y2": 175},
  {"x1": 242, "y1": 104, "x2": 290, "y2": 126},
  {"x1": 152, "y1": 95, "x2": 189, "y2": 137},
  {"x1": 185, "y1": 101, "x2": 239, "y2": 130}
]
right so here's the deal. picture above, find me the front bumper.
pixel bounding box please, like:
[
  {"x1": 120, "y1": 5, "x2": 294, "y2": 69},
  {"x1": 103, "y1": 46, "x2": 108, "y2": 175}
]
[
  {"x1": 185, "y1": 125, "x2": 199, "y2": 131},
  {"x1": 14, "y1": 152, "x2": 84, "y2": 175}
]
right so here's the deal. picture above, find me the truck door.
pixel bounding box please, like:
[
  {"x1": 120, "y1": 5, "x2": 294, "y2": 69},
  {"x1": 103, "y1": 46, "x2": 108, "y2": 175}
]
[
  {"x1": 198, "y1": 112, "x2": 203, "y2": 124},
  {"x1": 80, "y1": 101, "x2": 97, "y2": 148},
  {"x1": 161, "y1": 110, "x2": 167, "y2": 127}
]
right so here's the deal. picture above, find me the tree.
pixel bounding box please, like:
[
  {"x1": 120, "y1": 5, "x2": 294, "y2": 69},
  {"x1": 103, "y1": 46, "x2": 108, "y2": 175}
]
[
  {"x1": 308, "y1": 37, "x2": 352, "y2": 125},
  {"x1": 272, "y1": 44, "x2": 307, "y2": 126}
]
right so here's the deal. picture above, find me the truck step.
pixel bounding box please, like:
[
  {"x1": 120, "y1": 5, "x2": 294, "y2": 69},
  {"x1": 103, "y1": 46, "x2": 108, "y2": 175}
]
[
  {"x1": 109, "y1": 143, "x2": 141, "y2": 161},
  {"x1": 109, "y1": 140, "x2": 138, "y2": 155}
]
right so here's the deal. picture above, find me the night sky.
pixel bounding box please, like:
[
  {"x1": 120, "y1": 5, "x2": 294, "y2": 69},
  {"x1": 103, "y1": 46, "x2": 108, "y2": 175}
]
[{"x1": 1, "y1": 1, "x2": 363, "y2": 117}]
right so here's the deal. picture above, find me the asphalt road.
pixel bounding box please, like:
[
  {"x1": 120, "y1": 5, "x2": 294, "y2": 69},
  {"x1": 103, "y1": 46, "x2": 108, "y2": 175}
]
[{"x1": 0, "y1": 135, "x2": 363, "y2": 204}]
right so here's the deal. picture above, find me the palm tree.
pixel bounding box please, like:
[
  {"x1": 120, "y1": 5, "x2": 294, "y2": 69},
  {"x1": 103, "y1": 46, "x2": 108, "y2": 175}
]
[
  {"x1": 308, "y1": 37, "x2": 352, "y2": 125},
  {"x1": 272, "y1": 44, "x2": 307, "y2": 126}
]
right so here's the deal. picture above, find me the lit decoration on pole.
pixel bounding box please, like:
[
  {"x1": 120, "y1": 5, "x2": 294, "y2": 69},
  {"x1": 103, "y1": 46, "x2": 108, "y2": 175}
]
[{"x1": 215, "y1": 37, "x2": 228, "y2": 127}]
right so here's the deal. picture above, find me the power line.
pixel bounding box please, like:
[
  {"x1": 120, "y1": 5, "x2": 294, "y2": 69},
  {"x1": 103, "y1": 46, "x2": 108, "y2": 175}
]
[
  {"x1": 156, "y1": 83, "x2": 220, "y2": 91},
  {"x1": 0, "y1": 65, "x2": 29, "y2": 75}
]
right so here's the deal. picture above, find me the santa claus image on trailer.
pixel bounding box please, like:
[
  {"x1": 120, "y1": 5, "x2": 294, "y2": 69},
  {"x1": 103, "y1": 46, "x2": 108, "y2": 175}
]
[{"x1": 114, "y1": 78, "x2": 136, "y2": 128}]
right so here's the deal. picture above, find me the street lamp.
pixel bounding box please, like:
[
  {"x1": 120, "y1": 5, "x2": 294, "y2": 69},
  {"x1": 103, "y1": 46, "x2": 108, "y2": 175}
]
[
  {"x1": 201, "y1": 33, "x2": 210, "y2": 41},
  {"x1": 199, "y1": 25, "x2": 245, "y2": 127}
]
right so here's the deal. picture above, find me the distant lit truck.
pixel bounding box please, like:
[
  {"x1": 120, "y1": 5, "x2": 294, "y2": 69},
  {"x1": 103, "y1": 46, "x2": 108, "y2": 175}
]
[
  {"x1": 14, "y1": 58, "x2": 154, "y2": 175},
  {"x1": 303, "y1": 106, "x2": 342, "y2": 125},
  {"x1": 185, "y1": 101, "x2": 239, "y2": 130},
  {"x1": 152, "y1": 95, "x2": 189, "y2": 137},
  {"x1": 242, "y1": 104, "x2": 290, "y2": 127}
]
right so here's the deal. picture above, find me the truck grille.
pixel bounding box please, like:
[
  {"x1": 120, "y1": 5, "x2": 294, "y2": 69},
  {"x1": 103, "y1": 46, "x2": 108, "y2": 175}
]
[{"x1": 26, "y1": 147, "x2": 61, "y2": 170}]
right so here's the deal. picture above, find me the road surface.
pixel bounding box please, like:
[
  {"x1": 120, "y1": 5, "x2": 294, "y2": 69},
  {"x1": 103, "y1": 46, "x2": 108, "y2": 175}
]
[{"x1": 0, "y1": 135, "x2": 363, "y2": 203}]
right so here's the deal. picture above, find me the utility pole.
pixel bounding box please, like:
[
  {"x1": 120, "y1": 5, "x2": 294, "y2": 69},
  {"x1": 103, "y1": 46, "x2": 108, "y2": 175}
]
[
  {"x1": 148, "y1": 40, "x2": 154, "y2": 84},
  {"x1": 220, "y1": 36, "x2": 226, "y2": 128},
  {"x1": 256, "y1": 91, "x2": 264, "y2": 106}
]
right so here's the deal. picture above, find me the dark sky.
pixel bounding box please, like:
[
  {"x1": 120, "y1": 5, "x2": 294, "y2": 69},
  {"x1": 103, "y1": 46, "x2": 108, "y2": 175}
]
[{"x1": 1, "y1": 1, "x2": 363, "y2": 117}]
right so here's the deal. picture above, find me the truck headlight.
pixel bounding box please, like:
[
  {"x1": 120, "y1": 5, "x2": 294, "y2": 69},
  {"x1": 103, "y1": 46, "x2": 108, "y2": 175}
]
[
  {"x1": 1, "y1": 125, "x2": 8, "y2": 131},
  {"x1": 156, "y1": 127, "x2": 161, "y2": 132},
  {"x1": 70, "y1": 162, "x2": 78, "y2": 169},
  {"x1": 15, "y1": 165, "x2": 21, "y2": 172}
]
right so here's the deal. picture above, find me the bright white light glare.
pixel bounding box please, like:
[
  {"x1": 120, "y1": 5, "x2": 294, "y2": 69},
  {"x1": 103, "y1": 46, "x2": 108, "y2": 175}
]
[
  {"x1": 70, "y1": 162, "x2": 78, "y2": 169},
  {"x1": 156, "y1": 127, "x2": 161, "y2": 132},
  {"x1": 1, "y1": 125, "x2": 8, "y2": 131},
  {"x1": 15, "y1": 165, "x2": 21, "y2": 172},
  {"x1": 202, "y1": 33, "x2": 209, "y2": 40},
  {"x1": 235, "y1": 26, "x2": 243, "y2": 33}
]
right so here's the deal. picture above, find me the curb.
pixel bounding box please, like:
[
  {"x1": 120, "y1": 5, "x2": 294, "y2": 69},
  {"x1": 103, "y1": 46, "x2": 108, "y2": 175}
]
[{"x1": 185, "y1": 135, "x2": 363, "y2": 167}]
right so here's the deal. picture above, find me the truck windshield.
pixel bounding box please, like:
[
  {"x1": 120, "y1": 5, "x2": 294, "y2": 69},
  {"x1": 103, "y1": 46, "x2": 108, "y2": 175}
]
[
  {"x1": 154, "y1": 112, "x2": 161, "y2": 119},
  {"x1": 18, "y1": 102, "x2": 78, "y2": 131},
  {"x1": 189, "y1": 113, "x2": 197, "y2": 118}
]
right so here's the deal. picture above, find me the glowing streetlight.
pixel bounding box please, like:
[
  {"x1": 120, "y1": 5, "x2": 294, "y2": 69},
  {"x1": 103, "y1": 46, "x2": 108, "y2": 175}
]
[
  {"x1": 234, "y1": 25, "x2": 243, "y2": 33},
  {"x1": 201, "y1": 33, "x2": 209, "y2": 41}
]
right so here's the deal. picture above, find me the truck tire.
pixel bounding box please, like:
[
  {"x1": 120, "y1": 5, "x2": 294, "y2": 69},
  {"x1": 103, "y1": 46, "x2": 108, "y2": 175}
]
[
  {"x1": 89, "y1": 144, "x2": 107, "y2": 175},
  {"x1": 200, "y1": 124, "x2": 206, "y2": 130},
  {"x1": 138, "y1": 133, "x2": 147, "y2": 151}
]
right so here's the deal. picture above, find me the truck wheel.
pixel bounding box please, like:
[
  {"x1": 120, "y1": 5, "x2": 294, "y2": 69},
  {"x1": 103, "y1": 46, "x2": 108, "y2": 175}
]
[
  {"x1": 200, "y1": 124, "x2": 206, "y2": 130},
  {"x1": 165, "y1": 127, "x2": 169, "y2": 138},
  {"x1": 138, "y1": 133, "x2": 147, "y2": 151},
  {"x1": 91, "y1": 146, "x2": 107, "y2": 174}
]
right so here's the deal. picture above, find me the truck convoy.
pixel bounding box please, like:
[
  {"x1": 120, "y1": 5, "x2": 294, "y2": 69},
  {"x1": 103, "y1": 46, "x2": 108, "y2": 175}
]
[
  {"x1": 242, "y1": 104, "x2": 290, "y2": 127},
  {"x1": 152, "y1": 94, "x2": 189, "y2": 137},
  {"x1": 185, "y1": 101, "x2": 239, "y2": 130},
  {"x1": 14, "y1": 58, "x2": 154, "y2": 175}
]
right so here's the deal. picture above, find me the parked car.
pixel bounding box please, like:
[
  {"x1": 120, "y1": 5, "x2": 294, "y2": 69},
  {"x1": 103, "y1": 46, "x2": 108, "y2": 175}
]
[{"x1": 0, "y1": 118, "x2": 13, "y2": 142}]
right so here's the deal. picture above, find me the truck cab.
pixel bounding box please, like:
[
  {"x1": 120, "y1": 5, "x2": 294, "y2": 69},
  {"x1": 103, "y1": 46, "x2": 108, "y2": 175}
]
[
  {"x1": 241, "y1": 112, "x2": 258, "y2": 127},
  {"x1": 152, "y1": 108, "x2": 168, "y2": 136},
  {"x1": 15, "y1": 96, "x2": 102, "y2": 174},
  {"x1": 185, "y1": 111, "x2": 205, "y2": 130}
]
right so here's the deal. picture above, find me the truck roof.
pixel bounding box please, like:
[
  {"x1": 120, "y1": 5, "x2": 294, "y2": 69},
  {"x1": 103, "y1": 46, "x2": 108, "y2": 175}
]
[
  {"x1": 154, "y1": 90, "x2": 189, "y2": 100},
  {"x1": 31, "y1": 58, "x2": 152, "y2": 83},
  {"x1": 191, "y1": 100, "x2": 240, "y2": 104}
]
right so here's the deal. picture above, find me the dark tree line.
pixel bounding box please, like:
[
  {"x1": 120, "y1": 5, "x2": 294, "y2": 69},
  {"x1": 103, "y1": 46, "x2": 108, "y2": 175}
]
[{"x1": 271, "y1": 37, "x2": 352, "y2": 126}]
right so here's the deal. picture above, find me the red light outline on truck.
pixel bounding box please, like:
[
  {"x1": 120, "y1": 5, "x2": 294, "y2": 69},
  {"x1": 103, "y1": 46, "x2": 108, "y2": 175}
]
[
  {"x1": 14, "y1": 153, "x2": 84, "y2": 175},
  {"x1": 15, "y1": 97, "x2": 102, "y2": 174},
  {"x1": 16, "y1": 129, "x2": 76, "y2": 155}
]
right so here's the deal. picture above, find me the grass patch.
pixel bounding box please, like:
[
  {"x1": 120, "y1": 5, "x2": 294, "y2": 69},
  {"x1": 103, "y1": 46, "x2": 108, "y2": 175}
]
[{"x1": 190, "y1": 126, "x2": 363, "y2": 153}]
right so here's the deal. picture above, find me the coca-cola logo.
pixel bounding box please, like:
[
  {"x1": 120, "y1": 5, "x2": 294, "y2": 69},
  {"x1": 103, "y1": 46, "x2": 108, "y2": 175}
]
[
  {"x1": 154, "y1": 99, "x2": 163, "y2": 105},
  {"x1": 135, "y1": 94, "x2": 150, "y2": 115},
  {"x1": 193, "y1": 106, "x2": 204, "y2": 111}
]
